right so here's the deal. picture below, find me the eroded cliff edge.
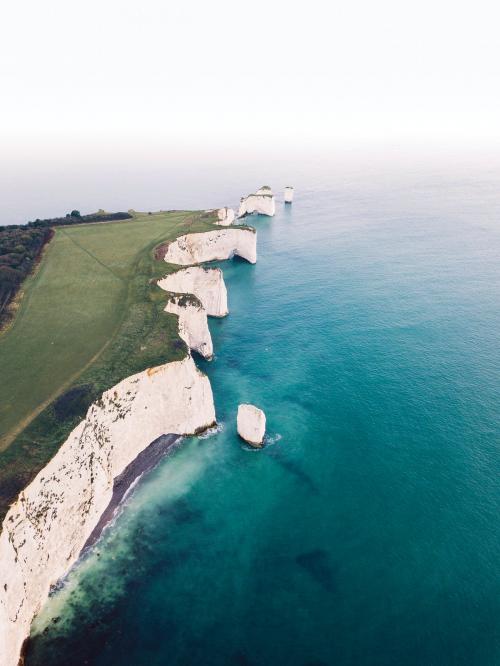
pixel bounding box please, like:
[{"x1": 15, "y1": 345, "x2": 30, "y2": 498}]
[
  {"x1": 0, "y1": 356, "x2": 215, "y2": 666},
  {"x1": 158, "y1": 266, "x2": 228, "y2": 317},
  {"x1": 161, "y1": 227, "x2": 257, "y2": 265},
  {"x1": 238, "y1": 186, "x2": 276, "y2": 218},
  {"x1": 158, "y1": 267, "x2": 229, "y2": 360},
  {"x1": 0, "y1": 223, "x2": 257, "y2": 666}
]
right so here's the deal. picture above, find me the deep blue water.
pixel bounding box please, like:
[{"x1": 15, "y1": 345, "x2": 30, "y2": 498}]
[{"x1": 27, "y1": 174, "x2": 500, "y2": 665}]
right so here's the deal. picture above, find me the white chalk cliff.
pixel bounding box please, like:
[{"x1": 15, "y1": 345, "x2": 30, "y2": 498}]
[
  {"x1": 162, "y1": 228, "x2": 257, "y2": 265},
  {"x1": 157, "y1": 267, "x2": 228, "y2": 317},
  {"x1": 284, "y1": 187, "x2": 294, "y2": 203},
  {"x1": 216, "y1": 207, "x2": 235, "y2": 226},
  {"x1": 238, "y1": 186, "x2": 275, "y2": 218},
  {"x1": 0, "y1": 221, "x2": 258, "y2": 665},
  {"x1": 0, "y1": 356, "x2": 215, "y2": 666},
  {"x1": 158, "y1": 267, "x2": 229, "y2": 360},
  {"x1": 164, "y1": 294, "x2": 213, "y2": 359},
  {"x1": 237, "y1": 404, "x2": 266, "y2": 447}
]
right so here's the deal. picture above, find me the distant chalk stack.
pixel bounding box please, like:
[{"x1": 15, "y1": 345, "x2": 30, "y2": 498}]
[
  {"x1": 284, "y1": 186, "x2": 294, "y2": 204},
  {"x1": 238, "y1": 186, "x2": 276, "y2": 218},
  {"x1": 216, "y1": 207, "x2": 235, "y2": 226}
]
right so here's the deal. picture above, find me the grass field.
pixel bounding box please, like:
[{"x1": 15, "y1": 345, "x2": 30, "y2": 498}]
[{"x1": 0, "y1": 210, "x2": 220, "y2": 520}]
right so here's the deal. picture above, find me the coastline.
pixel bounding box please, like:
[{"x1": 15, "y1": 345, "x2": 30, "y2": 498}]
[
  {"x1": 0, "y1": 212, "x2": 258, "y2": 666},
  {"x1": 20, "y1": 432, "x2": 183, "y2": 662},
  {"x1": 82, "y1": 433, "x2": 182, "y2": 552},
  {"x1": 0, "y1": 211, "x2": 215, "y2": 521},
  {"x1": 0, "y1": 355, "x2": 217, "y2": 666}
]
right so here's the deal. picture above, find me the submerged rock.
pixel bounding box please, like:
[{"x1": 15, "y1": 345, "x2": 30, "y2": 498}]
[{"x1": 237, "y1": 404, "x2": 266, "y2": 447}]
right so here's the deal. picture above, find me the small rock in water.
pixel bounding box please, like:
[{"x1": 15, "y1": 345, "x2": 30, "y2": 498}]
[
  {"x1": 284, "y1": 186, "x2": 294, "y2": 203},
  {"x1": 237, "y1": 404, "x2": 266, "y2": 447}
]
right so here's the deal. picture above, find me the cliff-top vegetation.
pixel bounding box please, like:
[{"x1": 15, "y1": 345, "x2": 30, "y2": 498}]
[
  {"x1": 0, "y1": 210, "x2": 231, "y2": 522},
  {"x1": 0, "y1": 211, "x2": 132, "y2": 328}
]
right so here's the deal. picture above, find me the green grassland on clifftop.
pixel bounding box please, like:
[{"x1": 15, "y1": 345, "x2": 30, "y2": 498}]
[{"x1": 0, "y1": 209, "x2": 222, "y2": 522}]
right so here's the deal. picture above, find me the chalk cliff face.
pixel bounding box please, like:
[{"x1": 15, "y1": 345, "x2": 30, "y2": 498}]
[
  {"x1": 158, "y1": 267, "x2": 230, "y2": 359},
  {"x1": 157, "y1": 267, "x2": 228, "y2": 317},
  {"x1": 165, "y1": 295, "x2": 213, "y2": 359},
  {"x1": 238, "y1": 186, "x2": 275, "y2": 218},
  {"x1": 216, "y1": 207, "x2": 235, "y2": 226},
  {"x1": 284, "y1": 187, "x2": 294, "y2": 203},
  {"x1": 162, "y1": 228, "x2": 257, "y2": 265},
  {"x1": 0, "y1": 217, "x2": 256, "y2": 666},
  {"x1": 0, "y1": 356, "x2": 215, "y2": 666}
]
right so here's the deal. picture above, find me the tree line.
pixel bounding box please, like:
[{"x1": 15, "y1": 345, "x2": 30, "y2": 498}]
[{"x1": 0, "y1": 210, "x2": 132, "y2": 325}]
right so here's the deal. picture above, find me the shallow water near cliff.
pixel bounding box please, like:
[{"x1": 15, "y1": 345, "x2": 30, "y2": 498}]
[{"x1": 27, "y1": 171, "x2": 500, "y2": 665}]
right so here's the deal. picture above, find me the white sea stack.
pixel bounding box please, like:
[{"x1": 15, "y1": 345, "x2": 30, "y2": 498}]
[
  {"x1": 216, "y1": 207, "x2": 235, "y2": 226},
  {"x1": 162, "y1": 228, "x2": 257, "y2": 265},
  {"x1": 238, "y1": 186, "x2": 276, "y2": 218},
  {"x1": 157, "y1": 267, "x2": 228, "y2": 317},
  {"x1": 237, "y1": 404, "x2": 266, "y2": 447},
  {"x1": 0, "y1": 356, "x2": 215, "y2": 666},
  {"x1": 284, "y1": 187, "x2": 294, "y2": 203}
]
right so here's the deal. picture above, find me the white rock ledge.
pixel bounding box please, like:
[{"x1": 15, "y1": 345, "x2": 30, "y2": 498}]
[
  {"x1": 237, "y1": 404, "x2": 266, "y2": 447},
  {"x1": 216, "y1": 207, "x2": 235, "y2": 226},
  {"x1": 157, "y1": 267, "x2": 228, "y2": 317},
  {"x1": 162, "y1": 228, "x2": 257, "y2": 265},
  {"x1": 0, "y1": 356, "x2": 215, "y2": 666},
  {"x1": 238, "y1": 186, "x2": 276, "y2": 218},
  {"x1": 165, "y1": 294, "x2": 213, "y2": 359},
  {"x1": 0, "y1": 214, "x2": 257, "y2": 666},
  {"x1": 158, "y1": 267, "x2": 229, "y2": 360}
]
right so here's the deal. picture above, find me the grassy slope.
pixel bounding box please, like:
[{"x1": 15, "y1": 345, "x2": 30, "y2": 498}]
[{"x1": 0, "y1": 210, "x2": 220, "y2": 520}]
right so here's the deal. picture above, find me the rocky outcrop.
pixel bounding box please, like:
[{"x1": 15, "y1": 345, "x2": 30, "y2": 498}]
[
  {"x1": 237, "y1": 404, "x2": 266, "y2": 447},
  {"x1": 0, "y1": 212, "x2": 258, "y2": 666},
  {"x1": 0, "y1": 356, "x2": 215, "y2": 666},
  {"x1": 164, "y1": 294, "x2": 213, "y2": 359},
  {"x1": 157, "y1": 267, "x2": 228, "y2": 317},
  {"x1": 158, "y1": 267, "x2": 229, "y2": 359},
  {"x1": 256, "y1": 186, "x2": 273, "y2": 196},
  {"x1": 162, "y1": 228, "x2": 257, "y2": 265},
  {"x1": 216, "y1": 207, "x2": 235, "y2": 226},
  {"x1": 284, "y1": 187, "x2": 294, "y2": 203},
  {"x1": 238, "y1": 186, "x2": 275, "y2": 218}
]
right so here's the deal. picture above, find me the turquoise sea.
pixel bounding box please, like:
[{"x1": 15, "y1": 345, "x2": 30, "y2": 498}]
[{"x1": 26, "y1": 172, "x2": 500, "y2": 665}]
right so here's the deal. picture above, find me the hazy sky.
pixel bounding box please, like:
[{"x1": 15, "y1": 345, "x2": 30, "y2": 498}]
[
  {"x1": 2, "y1": 0, "x2": 500, "y2": 157},
  {"x1": 1, "y1": 0, "x2": 500, "y2": 223}
]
